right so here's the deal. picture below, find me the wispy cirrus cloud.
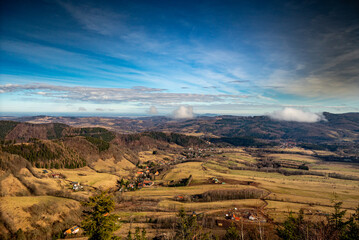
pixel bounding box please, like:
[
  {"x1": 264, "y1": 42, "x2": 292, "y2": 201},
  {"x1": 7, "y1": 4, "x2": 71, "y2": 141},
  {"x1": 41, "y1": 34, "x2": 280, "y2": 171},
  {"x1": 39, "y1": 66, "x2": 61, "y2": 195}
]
[
  {"x1": 0, "y1": 83, "x2": 248, "y2": 105},
  {"x1": 55, "y1": 1, "x2": 257, "y2": 93},
  {"x1": 2, "y1": 1, "x2": 259, "y2": 99},
  {"x1": 0, "y1": 38, "x2": 254, "y2": 96},
  {"x1": 57, "y1": 1, "x2": 171, "y2": 54},
  {"x1": 58, "y1": 1, "x2": 127, "y2": 36},
  {"x1": 1, "y1": 0, "x2": 358, "y2": 115}
]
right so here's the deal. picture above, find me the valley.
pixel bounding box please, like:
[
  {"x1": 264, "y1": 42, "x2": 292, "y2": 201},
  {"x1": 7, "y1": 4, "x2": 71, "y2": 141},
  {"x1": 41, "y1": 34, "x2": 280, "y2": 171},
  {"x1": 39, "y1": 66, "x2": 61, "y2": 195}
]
[{"x1": 0, "y1": 115, "x2": 359, "y2": 239}]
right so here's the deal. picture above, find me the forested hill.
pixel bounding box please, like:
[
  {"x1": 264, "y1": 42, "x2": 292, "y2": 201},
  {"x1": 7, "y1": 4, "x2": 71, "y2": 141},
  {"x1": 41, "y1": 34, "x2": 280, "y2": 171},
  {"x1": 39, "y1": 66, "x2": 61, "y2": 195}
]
[
  {"x1": 0, "y1": 121, "x2": 206, "y2": 172},
  {"x1": 0, "y1": 121, "x2": 115, "y2": 142}
]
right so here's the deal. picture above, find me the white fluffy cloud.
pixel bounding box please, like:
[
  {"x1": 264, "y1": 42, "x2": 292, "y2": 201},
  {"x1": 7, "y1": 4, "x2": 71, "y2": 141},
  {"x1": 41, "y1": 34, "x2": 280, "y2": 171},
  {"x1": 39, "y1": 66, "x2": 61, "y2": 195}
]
[
  {"x1": 172, "y1": 105, "x2": 194, "y2": 119},
  {"x1": 149, "y1": 106, "x2": 158, "y2": 114},
  {"x1": 268, "y1": 107, "x2": 325, "y2": 123}
]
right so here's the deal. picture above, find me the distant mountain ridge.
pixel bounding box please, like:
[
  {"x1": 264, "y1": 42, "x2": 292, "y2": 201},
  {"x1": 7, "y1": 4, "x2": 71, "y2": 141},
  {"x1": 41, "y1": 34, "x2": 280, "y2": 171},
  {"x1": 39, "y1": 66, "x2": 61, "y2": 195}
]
[
  {"x1": 1, "y1": 112, "x2": 359, "y2": 174},
  {"x1": 2, "y1": 112, "x2": 358, "y2": 144}
]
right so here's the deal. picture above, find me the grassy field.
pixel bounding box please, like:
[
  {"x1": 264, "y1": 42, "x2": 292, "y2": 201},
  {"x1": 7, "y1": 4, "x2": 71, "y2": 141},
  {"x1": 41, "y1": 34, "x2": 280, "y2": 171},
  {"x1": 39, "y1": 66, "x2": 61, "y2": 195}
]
[
  {"x1": 220, "y1": 151, "x2": 258, "y2": 165},
  {"x1": 162, "y1": 161, "x2": 210, "y2": 183},
  {"x1": 1, "y1": 146, "x2": 358, "y2": 239},
  {"x1": 0, "y1": 196, "x2": 80, "y2": 231},
  {"x1": 157, "y1": 149, "x2": 359, "y2": 217},
  {"x1": 310, "y1": 162, "x2": 359, "y2": 177},
  {"x1": 91, "y1": 157, "x2": 135, "y2": 177},
  {"x1": 55, "y1": 166, "x2": 119, "y2": 189},
  {"x1": 121, "y1": 148, "x2": 359, "y2": 226},
  {"x1": 268, "y1": 153, "x2": 319, "y2": 164},
  {"x1": 0, "y1": 173, "x2": 30, "y2": 196},
  {"x1": 264, "y1": 147, "x2": 315, "y2": 155},
  {"x1": 138, "y1": 150, "x2": 178, "y2": 163}
]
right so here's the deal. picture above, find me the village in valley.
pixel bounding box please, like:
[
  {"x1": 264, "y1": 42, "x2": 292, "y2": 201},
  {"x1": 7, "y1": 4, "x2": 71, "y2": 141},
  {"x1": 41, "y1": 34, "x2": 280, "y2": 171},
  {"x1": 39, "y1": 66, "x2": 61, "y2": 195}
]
[
  {"x1": 38, "y1": 147, "x2": 273, "y2": 238},
  {"x1": 3, "y1": 140, "x2": 355, "y2": 239}
]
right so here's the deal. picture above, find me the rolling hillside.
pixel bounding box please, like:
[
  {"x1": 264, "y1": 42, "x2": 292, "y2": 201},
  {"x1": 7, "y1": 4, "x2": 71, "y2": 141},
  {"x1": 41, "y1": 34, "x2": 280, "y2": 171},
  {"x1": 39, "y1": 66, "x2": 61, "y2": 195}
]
[
  {"x1": 0, "y1": 121, "x2": 207, "y2": 172},
  {"x1": 3, "y1": 112, "x2": 359, "y2": 143}
]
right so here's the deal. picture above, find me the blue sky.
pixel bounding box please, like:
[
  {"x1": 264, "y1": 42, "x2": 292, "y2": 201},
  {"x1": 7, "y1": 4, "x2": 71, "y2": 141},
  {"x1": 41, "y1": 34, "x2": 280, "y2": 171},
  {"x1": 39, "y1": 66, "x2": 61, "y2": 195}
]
[{"x1": 1, "y1": 0, "x2": 358, "y2": 116}]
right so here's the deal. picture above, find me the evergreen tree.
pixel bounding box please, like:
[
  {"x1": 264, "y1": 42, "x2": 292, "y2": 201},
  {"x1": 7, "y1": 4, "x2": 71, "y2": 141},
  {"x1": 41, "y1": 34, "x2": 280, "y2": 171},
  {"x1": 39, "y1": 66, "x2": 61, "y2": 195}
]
[
  {"x1": 175, "y1": 208, "x2": 215, "y2": 240},
  {"x1": 134, "y1": 227, "x2": 140, "y2": 240},
  {"x1": 342, "y1": 206, "x2": 359, "y2": 240},
  {"x1": 277, "y1": 202, "x2": 359, "y2": 240},
  {"x1": 276, "y1": 210, "x2": 308, "y2": 240},
  {"x1": 127, "y1": 230, "x2": 133, "y2": 240},
  {"x1": 82, "y1": 191, "x2": 121, "y2": 240},
  {"x1": 133, "y1": 227, "x2": 147, "y2": 240},
  {"x1": 224, "y1": 223, "x2": 240, "y2": 240},
  {"x1": 176, "y1": 208, "x2": 198, "y2": 240},
  {"x1": 328, "y1": 201, "x2": 347, "y2": 232},
  {"x1": 54, "y1": 162, "x2": 60, "y2": 169},
  {"x1": 141, "y1": 228, "x2": 147, "y2": 240}
]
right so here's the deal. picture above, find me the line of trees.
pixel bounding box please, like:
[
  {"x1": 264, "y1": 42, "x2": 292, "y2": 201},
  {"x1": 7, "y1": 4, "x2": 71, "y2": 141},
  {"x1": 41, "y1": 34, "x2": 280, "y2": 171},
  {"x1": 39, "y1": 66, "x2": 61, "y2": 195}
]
[
  {"x1": 7, "y1": 192, "x2": 356, "y2": 240},
  {"x1": 80, "y1": 192, "x2": 358, "y2": 240},
  {"x1": 189, "y1": 189, "x2": 266, "y2": 202},
  {"x1": 276, "y1": 202, "x2": 359, "y2": 240}
]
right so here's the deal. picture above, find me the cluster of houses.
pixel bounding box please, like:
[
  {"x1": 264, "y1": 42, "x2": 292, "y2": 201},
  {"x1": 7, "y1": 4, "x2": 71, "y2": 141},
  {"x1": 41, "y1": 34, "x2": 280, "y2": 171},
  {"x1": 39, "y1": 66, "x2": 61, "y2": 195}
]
[
  {"x1": 180, "y1": 148, "x2": 211, "y2": 159},
  {"x1": 279, "y1": 141, "x2": 297, "y2": 149},
  {"x1": 41, "y1": 170, "x2": 66, "y2": 179},
  {"x1": 135, "y1": 166, "x2": 156, "y2": 188},
  {"x1": 138, "y1": 180, "x2": 154, "y2": 188},
  {"x1": 117, "y1": 167, "x2": 156, "y2": 192},
  {"x1": 173, "y1": 147, "x2": 225, "y2": 163},
  {"x1": 225, "y1": 212, "x2": 241, "y2": 221},
  {"x1": 135, "y1": 173, "x2": 154, "y2": 189},
  {"x1": 44, "y1": 170, "x2": 84, "y2": 191},
  {"x1": 222, "y1": 208, "x2": 265, "y2": 224},
  {"x1": 137, "y1": 162, "x2": 165, "y2": 178},
  {"x1": 71, "y1": 181, "x2": 84, "y2": 191},
  {"x1": 119, "y1": 179, "x2": 154, "y2": 191}
]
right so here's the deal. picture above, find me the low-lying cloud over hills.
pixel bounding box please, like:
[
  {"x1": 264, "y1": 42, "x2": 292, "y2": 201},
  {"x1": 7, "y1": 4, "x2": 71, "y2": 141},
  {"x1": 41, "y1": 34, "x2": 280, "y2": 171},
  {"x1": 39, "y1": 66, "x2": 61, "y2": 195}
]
[
  {"x1": 172, "y1": 105, "x2": 194, "y2": 119},
  {"x1": 268, "y1": 107, "x2": 326, "y2": 123},
  {"x1": 149, "y1": 106, "x2": 158, "y2": 115}
]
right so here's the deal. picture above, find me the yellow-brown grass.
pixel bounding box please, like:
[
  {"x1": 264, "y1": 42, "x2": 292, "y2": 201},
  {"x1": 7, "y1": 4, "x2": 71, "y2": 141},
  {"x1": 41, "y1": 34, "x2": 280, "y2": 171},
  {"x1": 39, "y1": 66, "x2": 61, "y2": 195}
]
[
  {"x1": 0, "y1": 174, "x2": 30, "y2": 196},
  {"x1": 269, "y1": 154, "x2": 319, "y2": 163},
  {"x1": 0, "y1": 196, "x2": 80, "y2": 231},
  {"x1": 55, "y1": 167, "x2": 119, "y2": 189}
]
